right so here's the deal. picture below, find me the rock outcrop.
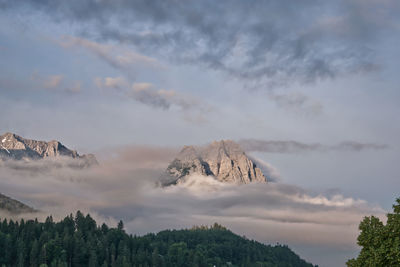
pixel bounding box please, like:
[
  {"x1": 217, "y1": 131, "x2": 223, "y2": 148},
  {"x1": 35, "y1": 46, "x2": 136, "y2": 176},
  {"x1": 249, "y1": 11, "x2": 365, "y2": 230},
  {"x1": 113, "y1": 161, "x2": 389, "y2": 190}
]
[
  {"x1": 162, "y1": 140, "x2": 267, "y2": 186},
  {"x1": 0, "y1": 132, "x2": 97, "y2": 166}
]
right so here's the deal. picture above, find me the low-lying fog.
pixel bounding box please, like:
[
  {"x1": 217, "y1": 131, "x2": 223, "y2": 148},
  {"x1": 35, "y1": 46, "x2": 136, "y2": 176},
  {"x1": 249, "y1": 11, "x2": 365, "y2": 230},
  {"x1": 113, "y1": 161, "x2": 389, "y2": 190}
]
[{"x1": 0, "y1": 146, "x2": 384, "y2": 267}]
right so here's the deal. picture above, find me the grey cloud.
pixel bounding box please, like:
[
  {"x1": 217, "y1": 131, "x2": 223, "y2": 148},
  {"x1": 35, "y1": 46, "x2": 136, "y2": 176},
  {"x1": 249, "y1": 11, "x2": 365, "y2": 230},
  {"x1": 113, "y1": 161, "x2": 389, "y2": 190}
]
[
  {"x1": 332, "y1": 141, "x2": 389, "y2": 151},
  {"x1": 94, "y1": 77, "x2": 213, "y2": 123},
  {"x1": 268, "y1": 92, "x2": 324, "y2": 116},
  {"x1": 248, "y1": 156, "x2": 282, "y2": 182},
  {"x1": 129, "y1": 83, "x2": 201, "y2": 111},
  {"x1": 96, "y1": 77, "x2": 209, "y2": 113},
  {"x1": 0, "y1": 146, "x2": 385, "y2": 265},
  {"x1": 96, "y1": 144, "x2": 179, "y2": 170},
  {"x1": 130, "y1": 83, "x2": 172, "y2": 110},
  {"x1": 239, "y1": 139, "x2": 389, "y2": 153},
  {"x1": 4, "y1": 0, "x2": 399, "y2": 86}
]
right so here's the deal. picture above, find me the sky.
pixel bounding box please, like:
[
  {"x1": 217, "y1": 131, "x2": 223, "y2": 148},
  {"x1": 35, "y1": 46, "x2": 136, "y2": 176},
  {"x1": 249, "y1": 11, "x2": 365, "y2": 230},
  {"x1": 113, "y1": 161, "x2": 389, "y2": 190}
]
[{"x1": 0, "y1": 1, "x2": 400, "y2": 266}]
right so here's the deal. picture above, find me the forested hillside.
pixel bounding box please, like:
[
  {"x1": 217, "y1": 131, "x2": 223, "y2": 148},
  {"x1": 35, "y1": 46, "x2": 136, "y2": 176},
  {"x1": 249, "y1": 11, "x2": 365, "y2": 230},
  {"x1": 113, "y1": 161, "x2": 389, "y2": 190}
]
[{"x1": 0, "y1": 211, "x2": 314, "y2": 267}]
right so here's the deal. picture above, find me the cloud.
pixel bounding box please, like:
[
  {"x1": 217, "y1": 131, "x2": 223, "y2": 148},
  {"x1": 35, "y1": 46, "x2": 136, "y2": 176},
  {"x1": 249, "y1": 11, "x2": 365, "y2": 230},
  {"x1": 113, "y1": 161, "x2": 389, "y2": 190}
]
[
  {"x1": 30, "y1": 72, "x2": 82, "y2": 94},
  {"x1": 129, "y1": 82, "x2": 209, "y2": 112},
  {"x1": 248, "y1": 156, "x2": 282, "y2": 182},
  {"x1": 94, "y1": 76, "x2": 213, "y2": 123},
  {"x1": 239, "y1": 139, "x2": 389, "y2": 153},
  {"x1": 95, "y1": 76, "x2": 208, "y2": 112},
  {"x1": 43, "y1": 75, "x2": 64, "y2": 89},
  {"x1": 0, "y1": 146, "x2": 384, "y2": 230},
  {"x1": 59, "y1": 36, "x2": 162, "y2": 71},
  {"x1": 4, "y1": 0, "x2": 398, "y2": 86},
  {"x1": 0, "y1": 145, "x2": 386, "y2": 265},
  {"x1": 130, "y1": 82, "x2": 203, "y2": 111},
  {"x1": 130, "y1": 82, "x2": 172, "y2": 110},
  {"x1": 96, "y1": 144, "x2": 179, "y2": 170},
  {"x1": 105, "y1": 77, "x2": 127, "y2": 89},
  {"x1": 64, "y1": 81, "x2": 81, "y2": 94},
  {"x1": 95, "y1": 76, "x2": 129, "y2": 90},
  {"x1": 332, "y1": 141, "x2": 389, "y2": 151},
  {"x1": 268, "y1": 91, "x2": 324, "y2": 116}
]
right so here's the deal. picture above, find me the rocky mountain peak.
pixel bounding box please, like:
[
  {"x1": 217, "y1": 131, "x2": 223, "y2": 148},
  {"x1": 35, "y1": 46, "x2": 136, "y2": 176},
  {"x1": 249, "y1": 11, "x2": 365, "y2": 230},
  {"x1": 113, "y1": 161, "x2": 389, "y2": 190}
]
[
  {"x1": 0, "y1": 132, "x2": 97, "y2": 166},
  {"x1": 3, "y1": 132, "x2": 16, "y2": 138},
  {"x1": 176, "y1": 145, "x2": 198, "y2": 161},
  {"x1": 162, "y1": 140, "x2": 267, "y2": 186},
  {"x1": 203, "y1": 140, "x2": 244, "y2": 160}
]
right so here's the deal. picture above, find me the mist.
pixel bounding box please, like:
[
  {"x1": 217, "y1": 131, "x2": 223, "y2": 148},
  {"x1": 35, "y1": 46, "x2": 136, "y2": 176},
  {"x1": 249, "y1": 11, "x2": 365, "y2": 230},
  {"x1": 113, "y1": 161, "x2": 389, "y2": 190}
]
[{"x1": 0, "y1": 146, "x2": 385, "y2": 266}]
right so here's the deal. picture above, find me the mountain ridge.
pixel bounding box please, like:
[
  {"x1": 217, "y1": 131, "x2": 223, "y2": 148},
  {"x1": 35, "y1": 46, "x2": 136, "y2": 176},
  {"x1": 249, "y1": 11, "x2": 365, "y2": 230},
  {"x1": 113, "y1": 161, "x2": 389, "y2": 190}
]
[
  {"x1": 0, "y1": 132, "x2": 97, "y2": 166},
  {"x1": 162, "y1": 140, "x2": 267, "y2": 186},
  {"x1": 0, "y1": 193, "x2": 36, "y2": 214}
]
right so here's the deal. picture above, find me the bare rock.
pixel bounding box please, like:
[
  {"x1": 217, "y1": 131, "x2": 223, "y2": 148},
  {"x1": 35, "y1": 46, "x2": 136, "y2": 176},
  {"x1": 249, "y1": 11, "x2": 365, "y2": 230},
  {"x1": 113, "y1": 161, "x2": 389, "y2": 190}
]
[
  {"x1": 162, "y1": 140, "x2": 267, "y2": 186},
  {"x1": 0, "y1": 132, "x2": 97, "y2": 166}
]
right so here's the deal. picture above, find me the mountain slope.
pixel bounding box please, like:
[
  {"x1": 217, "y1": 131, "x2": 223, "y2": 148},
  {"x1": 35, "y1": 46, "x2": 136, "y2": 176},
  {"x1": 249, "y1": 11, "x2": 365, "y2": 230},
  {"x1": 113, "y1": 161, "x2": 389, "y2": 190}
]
[
  {"x1": 153, "y1": 224, "x2": 314, "y2": 267},
  {"x1": 0, "y1": 132, "x2": 97, "y2": 166},
  {"x1": 163, "y1": 140, "x2": 266, "y2": 186},
  {"x1": 0, "y1": 193, "x2": 36, "y2": 214}
]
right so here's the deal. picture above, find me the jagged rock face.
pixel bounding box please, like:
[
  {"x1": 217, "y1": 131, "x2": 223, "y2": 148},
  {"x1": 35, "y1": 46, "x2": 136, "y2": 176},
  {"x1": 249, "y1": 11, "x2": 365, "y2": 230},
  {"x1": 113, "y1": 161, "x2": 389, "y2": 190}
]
[
  {"x1": 163, "y1": 140, "x2": 267, "y2": 186},
  {"x1": 0, "y1": 132, "x2": 97, "y2": 166}
]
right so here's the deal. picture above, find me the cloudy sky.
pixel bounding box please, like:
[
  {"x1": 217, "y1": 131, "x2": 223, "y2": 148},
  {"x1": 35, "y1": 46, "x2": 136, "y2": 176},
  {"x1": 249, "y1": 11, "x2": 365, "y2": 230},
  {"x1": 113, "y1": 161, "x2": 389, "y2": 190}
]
[{"x1": 0, "y1": 1, "x2": 400, "y2": 266}]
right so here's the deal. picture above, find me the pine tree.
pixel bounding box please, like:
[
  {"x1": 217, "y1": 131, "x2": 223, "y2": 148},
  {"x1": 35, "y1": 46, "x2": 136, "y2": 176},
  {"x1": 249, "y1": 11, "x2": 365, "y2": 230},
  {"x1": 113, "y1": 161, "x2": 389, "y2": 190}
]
[
  {"x1": 29, "y1": 239, "x2": 39, "y2": 267},
  {"x1": 152, "y1": 247, "x2": 162, "y2": 267},
  {"x1": 88, "y1": 249, "x2": 98, "y2": 267},
  {"x1": 117, "y1": 221, "x2": 124, "y2": 231},
  {"x1": 39, "y1": 244, "x2": 47, "y2": 266}
]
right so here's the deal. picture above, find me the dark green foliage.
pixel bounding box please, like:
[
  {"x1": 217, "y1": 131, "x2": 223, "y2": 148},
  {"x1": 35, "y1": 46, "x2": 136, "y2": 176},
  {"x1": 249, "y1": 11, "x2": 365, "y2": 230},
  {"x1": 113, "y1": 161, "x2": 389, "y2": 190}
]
[
  {"x1": 347, "y1": 198, "x2": 400, "y2": 266},
  {"x1": 0, "y1": 213, "x2": 314, "y2": 267}
]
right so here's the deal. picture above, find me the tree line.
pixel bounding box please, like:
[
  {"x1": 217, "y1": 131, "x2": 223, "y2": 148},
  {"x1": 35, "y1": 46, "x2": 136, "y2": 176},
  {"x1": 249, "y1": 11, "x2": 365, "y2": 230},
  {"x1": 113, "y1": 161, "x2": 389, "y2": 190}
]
[{"x1": 0, "y1": 211, "x2": 314, "y2": 267}]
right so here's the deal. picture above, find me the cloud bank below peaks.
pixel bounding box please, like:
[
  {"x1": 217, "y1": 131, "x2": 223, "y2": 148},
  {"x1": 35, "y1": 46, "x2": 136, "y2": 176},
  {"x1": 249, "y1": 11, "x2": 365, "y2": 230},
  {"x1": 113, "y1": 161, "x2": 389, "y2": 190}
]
[{"x1": 0, "y1": 145, "x2": 384, "y2": 255}]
